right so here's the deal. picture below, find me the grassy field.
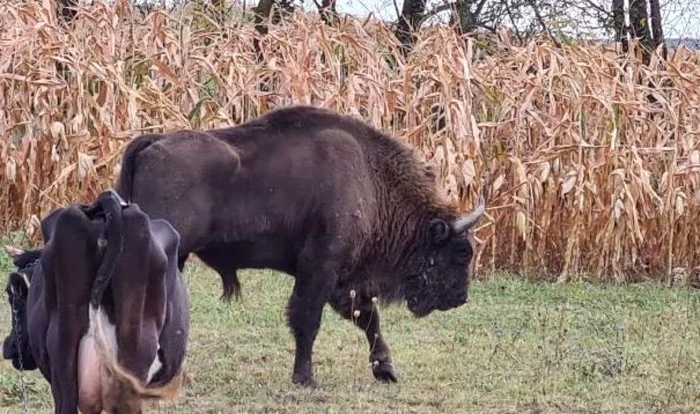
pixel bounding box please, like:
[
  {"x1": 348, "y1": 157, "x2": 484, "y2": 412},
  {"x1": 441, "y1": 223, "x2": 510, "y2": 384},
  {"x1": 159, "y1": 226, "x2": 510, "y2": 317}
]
[{"x1": 0, "y1": 252, "x2": 699, "y2": 413}]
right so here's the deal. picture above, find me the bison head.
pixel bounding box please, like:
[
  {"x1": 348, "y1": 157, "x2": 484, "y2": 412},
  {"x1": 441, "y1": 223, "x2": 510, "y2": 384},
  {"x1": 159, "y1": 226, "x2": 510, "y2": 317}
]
[
  {"x1": 405, "y1": 196, "x2": 486, "y2": 317},
  {"x1": 2, "y1": 246, "x2": 38, "y2": 371}
]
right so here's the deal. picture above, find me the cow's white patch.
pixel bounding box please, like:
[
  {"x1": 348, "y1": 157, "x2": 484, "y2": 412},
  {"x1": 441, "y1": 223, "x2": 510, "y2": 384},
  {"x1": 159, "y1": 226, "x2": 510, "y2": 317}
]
[
  {"x1": 77, "y1": 306, "x2": 164, "y2": 411},
  {"x1": 95, "y1": 307, "x2": 119, "y2": 351},
  {"x1": 19, "y1": 272, "x2": 30, "y2": 288},
  {"x1": 147, "y1": 345, "x2": 163, "y2": 383}
]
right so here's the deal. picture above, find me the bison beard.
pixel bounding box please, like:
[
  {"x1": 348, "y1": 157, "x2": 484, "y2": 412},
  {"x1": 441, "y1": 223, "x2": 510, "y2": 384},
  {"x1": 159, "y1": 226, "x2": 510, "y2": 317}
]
[{"x1": 115, "y1": 105, "x2": 487, "y2": 388}]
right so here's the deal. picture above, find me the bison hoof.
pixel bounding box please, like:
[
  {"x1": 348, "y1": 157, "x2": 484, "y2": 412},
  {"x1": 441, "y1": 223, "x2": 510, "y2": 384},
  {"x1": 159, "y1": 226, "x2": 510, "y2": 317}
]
[
  {"x1": 292, "y1": 373, "x2": 319, "y2": 389},
  {"x1": 371, "y1": 360, "x2": 398, "y2": 383}
]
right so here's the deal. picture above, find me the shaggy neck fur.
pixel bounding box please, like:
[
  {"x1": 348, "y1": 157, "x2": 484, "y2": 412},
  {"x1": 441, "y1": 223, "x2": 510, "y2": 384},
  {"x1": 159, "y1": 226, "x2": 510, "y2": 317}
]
[{"x1": 356, "y1": 130, "x2": 457, "y2": 304}]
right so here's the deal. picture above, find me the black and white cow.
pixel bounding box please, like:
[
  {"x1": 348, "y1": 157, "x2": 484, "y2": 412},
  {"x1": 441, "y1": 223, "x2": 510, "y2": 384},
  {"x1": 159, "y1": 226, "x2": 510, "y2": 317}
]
[{"x1": 2, "y1": 189, "x2": 190, "y2": 414}]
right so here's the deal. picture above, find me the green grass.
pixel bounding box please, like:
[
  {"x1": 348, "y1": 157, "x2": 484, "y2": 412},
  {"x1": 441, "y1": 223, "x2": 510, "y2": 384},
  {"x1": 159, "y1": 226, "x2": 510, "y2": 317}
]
[{"x1": 1, "y1": 252, "x2": 700, "y2": 413}]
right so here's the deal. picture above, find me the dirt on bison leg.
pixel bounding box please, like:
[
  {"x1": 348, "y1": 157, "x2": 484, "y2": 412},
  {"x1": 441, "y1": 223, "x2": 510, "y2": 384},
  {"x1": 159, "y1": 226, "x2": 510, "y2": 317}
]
[
  {"x1": 292, "y1": 372, "x2": 319, "y2": 389},
  {"x1": 327, "y1": 289, "x2": 401, "y2": 384}
]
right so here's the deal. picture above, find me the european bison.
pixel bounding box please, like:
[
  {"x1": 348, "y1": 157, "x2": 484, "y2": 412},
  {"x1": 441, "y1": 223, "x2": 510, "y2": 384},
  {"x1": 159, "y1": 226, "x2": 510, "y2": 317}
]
[
  {"x1": 115, "y1": 105, "x2": 486, "y2": 387},
  {"x1": 2, "y1": 190, "x2": 190, "y2": 413}
]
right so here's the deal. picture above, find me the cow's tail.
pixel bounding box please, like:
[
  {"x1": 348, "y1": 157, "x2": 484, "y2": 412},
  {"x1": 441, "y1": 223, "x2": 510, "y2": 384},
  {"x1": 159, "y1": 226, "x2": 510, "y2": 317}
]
[
  {"x1": 115, "y1": 134, "x2": 164, "y2": 202},
  {"x1": 88, "y1": 190, "x2": 126, "y2": 309},
  {"x1": 85, "y1": 190, "x2": 184, "y2": 407},
  {"x1": 91, "y1": 307, "x2": 185, "y2": 404}
]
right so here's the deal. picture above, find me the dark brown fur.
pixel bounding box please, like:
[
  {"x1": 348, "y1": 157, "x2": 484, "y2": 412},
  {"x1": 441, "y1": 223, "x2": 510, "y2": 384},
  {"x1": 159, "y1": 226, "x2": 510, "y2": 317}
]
[{"x1": 115, "y1": 105, "x2": 486, "y2": 387}]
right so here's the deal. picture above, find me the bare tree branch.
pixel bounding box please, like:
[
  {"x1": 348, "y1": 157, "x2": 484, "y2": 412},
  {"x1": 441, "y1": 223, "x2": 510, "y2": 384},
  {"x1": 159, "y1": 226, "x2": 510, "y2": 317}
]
[
  {"x1": 58, "y1": 0, "x2": 78, "y2": 24},
  {"x1": 424, "y1": 2, "x2": 454, "y2": 20},
  {"x1": 313, "y1": 0, "x2": 338, "y2": 25},
  {"x1": 526, "y1": 0, "x2": 562, "y2": 46}
]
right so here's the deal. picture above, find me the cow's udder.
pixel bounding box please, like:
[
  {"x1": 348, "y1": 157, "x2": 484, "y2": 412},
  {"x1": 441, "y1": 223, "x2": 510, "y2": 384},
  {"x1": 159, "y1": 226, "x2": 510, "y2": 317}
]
[{"x1": 76, "y1": 308, "x2": 118, "y2": 413}]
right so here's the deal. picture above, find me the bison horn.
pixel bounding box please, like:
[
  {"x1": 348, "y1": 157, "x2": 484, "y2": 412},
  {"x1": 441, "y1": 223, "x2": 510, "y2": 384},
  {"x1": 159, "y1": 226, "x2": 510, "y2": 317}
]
[{"x1": 452, "y1": 195, "x2": 486, "y2": 234}]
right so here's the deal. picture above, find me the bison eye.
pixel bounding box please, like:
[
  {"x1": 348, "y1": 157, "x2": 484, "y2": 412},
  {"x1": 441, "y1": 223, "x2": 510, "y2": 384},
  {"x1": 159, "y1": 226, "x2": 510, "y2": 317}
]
[{"x1": 454, "y1": 245, "x2": 470, "y2": 263}]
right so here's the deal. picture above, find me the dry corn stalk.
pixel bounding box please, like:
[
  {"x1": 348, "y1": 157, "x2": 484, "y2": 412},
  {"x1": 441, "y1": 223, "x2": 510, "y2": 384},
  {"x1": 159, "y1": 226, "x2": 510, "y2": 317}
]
[{"x1": 0, "y1": 0, "x2": 698, "y2": 283}]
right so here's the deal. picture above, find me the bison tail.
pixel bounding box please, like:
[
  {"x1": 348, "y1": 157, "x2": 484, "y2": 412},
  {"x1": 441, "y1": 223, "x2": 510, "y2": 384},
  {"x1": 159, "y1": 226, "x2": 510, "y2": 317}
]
[
  {"x1": 90, "y1": 306, "x2": 185, "y2": 408},
  {"x1": 116, "y1": 134, "x2": 164, "y2": 202}
]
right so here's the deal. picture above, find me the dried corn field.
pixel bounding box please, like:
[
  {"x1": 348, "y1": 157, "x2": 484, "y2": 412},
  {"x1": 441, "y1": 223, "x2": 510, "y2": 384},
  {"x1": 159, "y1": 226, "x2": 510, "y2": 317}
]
[{"x1": 1, "y1": 0, "x2": 699, "y2": 284}]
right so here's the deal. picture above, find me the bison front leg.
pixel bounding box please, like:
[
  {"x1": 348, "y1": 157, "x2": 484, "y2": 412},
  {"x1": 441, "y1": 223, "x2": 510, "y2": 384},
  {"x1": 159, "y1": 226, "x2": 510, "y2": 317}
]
[
  {"x1": 285, "y1": 263, "x2": 339, "y2": 388},
  {"x1": 329, "y1": 292, "x2": 397, "y2": 383}
]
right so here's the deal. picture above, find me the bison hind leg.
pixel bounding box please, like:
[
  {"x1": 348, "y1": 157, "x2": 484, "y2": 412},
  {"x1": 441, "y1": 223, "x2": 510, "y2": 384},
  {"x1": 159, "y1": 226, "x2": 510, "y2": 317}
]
[{"x1": 220, "y1": 272, "x2": 242, "y2": 301}]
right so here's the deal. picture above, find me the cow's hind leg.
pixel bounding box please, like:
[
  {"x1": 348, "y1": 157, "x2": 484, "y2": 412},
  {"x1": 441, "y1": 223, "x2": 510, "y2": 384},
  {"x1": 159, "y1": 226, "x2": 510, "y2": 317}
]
[
  {"x1": 47, "y1": 312, "x2": 86, "y2": 414},
  {"x1": 43, "y1": 208, "x2": 95, "y2": 414},
  {"x1": 329, "y1": 290, "x2": 397, "y2": 383}
]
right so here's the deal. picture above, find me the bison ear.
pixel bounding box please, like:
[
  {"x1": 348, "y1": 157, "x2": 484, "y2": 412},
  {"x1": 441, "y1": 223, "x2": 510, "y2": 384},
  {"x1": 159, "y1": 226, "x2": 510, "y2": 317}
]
[
  {"x1": 8, "y1": 272, "x2": 30, "y2": 299},
  {"x1": 428, "y1": 219, "x2": 451, "y2": 245}
]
